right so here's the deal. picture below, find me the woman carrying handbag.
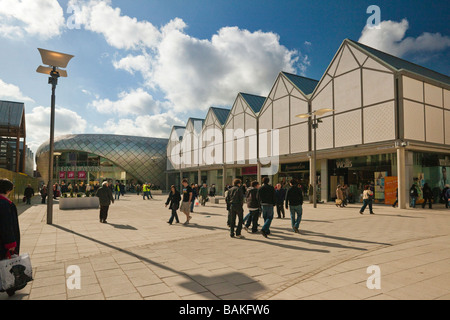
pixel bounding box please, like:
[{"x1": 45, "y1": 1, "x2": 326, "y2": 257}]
[{"x1": 0, "y1": 179, "x2": 29, "y2": 297}]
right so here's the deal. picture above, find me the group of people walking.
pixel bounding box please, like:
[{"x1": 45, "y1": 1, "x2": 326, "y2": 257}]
[
  {"x1": 225, "y1": 177, "x2": 304, "y2": 239},
  {"x1": 164, "y1": 177, "x2": 305, "y2": 239}
]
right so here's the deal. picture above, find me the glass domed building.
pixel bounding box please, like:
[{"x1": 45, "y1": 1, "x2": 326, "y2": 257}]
[{"x1": 36, "y1": 134, "x2": 168, "y2": 189}]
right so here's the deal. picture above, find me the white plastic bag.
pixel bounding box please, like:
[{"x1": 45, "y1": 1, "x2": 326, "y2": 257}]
[{"x1": 0, "y1": 253, "x2": 33, "y2": 292}]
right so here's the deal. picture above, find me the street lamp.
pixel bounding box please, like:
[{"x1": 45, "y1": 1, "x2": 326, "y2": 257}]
[
  {"x1": 296, "y1": 108, "x2": 334, "y2": 208},
  {"x1": 37, "y1": 48, "x2": 74, "y2": 225}
]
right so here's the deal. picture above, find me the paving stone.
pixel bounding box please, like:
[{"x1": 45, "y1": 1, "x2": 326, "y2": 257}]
[{"x1": 7, "y1": 194, "x2": 450, "y2": 301}]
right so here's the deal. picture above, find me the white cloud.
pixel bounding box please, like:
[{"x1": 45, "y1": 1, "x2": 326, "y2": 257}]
[
  {"x1": 69, "y1": 0, "x2": 163, "y2": 50},
  {"x1": 25, "y1": 105, "x2": 87, "y2": 153},
  {"x1": 94, "y1": 113, "x2": 184, "y2": 138},
  {"x1": 115, "y1": 26, "x2": 304, "y2": 112},
  {"x1": 71, "y1": 0, "x2": 306, "y2": 113},
  {"x1": 359, "y1": 19, "x2": 450, "y2": 57},
  {"x1": 0, "y1": 0, "x2": 65, "y2": 39},
  {"x1": 0, "y1": 78, "x2": 34, "y2": 102},
  {"x1": 89, "y1": 88, "x2": 166, "y2": 116},
  {"x1": 112, "y1": 53, "x2": 151, "y2": 75}
]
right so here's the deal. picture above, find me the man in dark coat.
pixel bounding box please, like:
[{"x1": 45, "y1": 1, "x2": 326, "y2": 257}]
[
  {"x1": 285, "y1": 179, "x2": 304, "y2": 233},
  {"x1": 24, "y1": 184, "x2": 34, "y2": 205},
  {"x1": 226, "y1": 179, "x2": 245, "y2": 239},
  {"x1": 257, "y1": 177, "x2": 276, "y2": 238},
  {"x1": 96, "y1": 181, "x2": 114, "y2": 223}
]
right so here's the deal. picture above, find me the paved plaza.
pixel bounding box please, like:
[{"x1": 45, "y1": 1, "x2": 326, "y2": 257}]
[{"x1": 2, "y1": 194, "x2": 450, "y2": 300}]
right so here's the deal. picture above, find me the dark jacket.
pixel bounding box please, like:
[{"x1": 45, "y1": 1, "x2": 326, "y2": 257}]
[
  {"x1": 226, "y1": 185, "x2": 244, "y2": 207},
  {"x1": 275, "y1": 188, "x2": 286, "y2": 205},
  {"x1": 166, "y1": 190, "x2": 181, "y2": 210},
  {"x1": 285, "y1": 185, "x2": 304, "y2": 208},
  {"x1": 0, "y1": 196, "x2": 20, "y2": 259},
  {"x1": 246, "y1": 187, "x2": 260, "y2": 210},
  {"x1": 257, "y1": 184, "x2": 276, "y2": 206},
  {"x1": 96, "y1": 186, "x2": 114, "y2": 206},
  {"x1": 423, "y1": 184, "x2": 432, "y2": 198},
  {"x1": 24, "y1": 187, "x2": 34, "y2": 198}
]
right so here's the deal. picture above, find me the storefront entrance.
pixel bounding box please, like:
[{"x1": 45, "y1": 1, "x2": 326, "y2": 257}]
[{"x1": 328, "y1": 154, "x2": 397, "y2": 204}]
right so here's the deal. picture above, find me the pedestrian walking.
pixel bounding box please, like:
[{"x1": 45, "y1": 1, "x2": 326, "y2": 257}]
[
  {"x1": 96, "y1": 181, "x2": 114, "y2": 223},
  {"x1": 85, "y1": 184, "x2": 91, "y2": 197},
  {"x1": 257, "y1": 177, "x2": 276, "y2": 238},
  {"x1": 142, "y1": 183, "x2": 151, "y2": 200},
  {"x1": 180, "y1": 179, "x2": 193, "y2": 225},
  {"x1": 275, "y1": 183, "x2": 286, "y2": 218},
  {"x1": 40, "y1": 185, "x2": 48, "y2": 204},
  {"x1": 308, "y1": 184, "x2": 314, "y2": 203},
  {"x1": 209, "y1": 184, "x2": 216, "y2": 197},
  {"x1": 190, "y1": 183, "x2": 197, "y2": 213},
  {"x1": 0, "y1": 179, "x2": 23, "y2": 297},
  {"x1": 199, "y1": 183, "x2": 208, "y2": 206},
  {"x1": 285, "y1": 179, "x2": 304, "y2": 233},
  {"x1": 422, "y1": 183, "x2": 433, "y2": 209},
  {"x1": 114, "y1": 182, "x2": 121, "y2": 200},
  {"x1": 165, "y1": 185, "x2": 181, "y2": 225},
  {"x1": 119, "y1": 182, "x2": 125, "y2": 196},
  {"x1": 445, "y1": 185, "x2": 450, "y2": 209},
  {"x1": 410, "y1": 183, "x2": 418, "y2": 208},
  {"x1": 342, "y1": 184, "x2": 349, "y2": 207},
  {"x1": 147, "y1": 183, "x2": 154, "y2": 199},
  {"x1": 335, "y1": 184, "x2": 344, "y2": 208},
  {"x1": 392, "y1": 188, "x2": 399, "y2": 208},
  {"x1": 24, "y1": 184, "x2": 34, "y2": 205},
  {"x1": 226, "y1": 179, "x2": 245, "y2": 239},
  {"x1": 359, "y1": 185, "x2": 374, "y2": 215},
  {"x1": 244, "y1": 181, "x2": 260, "y2": 234},
  {"x1": 136, "y1": 184, "x2": 141, "y2": 196},
  {"x1": 225, "y1": 185, "x2": 231, "y2": 227}
]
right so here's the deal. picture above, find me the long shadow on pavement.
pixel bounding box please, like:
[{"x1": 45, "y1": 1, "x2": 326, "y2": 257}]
[
  {"x1": 270, "y1": 226, "x2": 392, "y2": 247},
  {"x1": 51, "y1": 224, "x2": 266, "y2": 299}
]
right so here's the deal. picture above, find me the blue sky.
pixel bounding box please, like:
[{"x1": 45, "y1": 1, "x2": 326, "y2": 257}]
[{"x1": 0, "y1": 0, "x2": 449, "y2": 154}]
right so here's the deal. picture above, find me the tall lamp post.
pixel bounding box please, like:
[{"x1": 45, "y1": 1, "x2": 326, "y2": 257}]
[
  {"x1": 296, "y1": 108, "x2": 334, "y2": 208},
  {"x1": 36, "y1": 48, "x2": 74, "y2": 225}
]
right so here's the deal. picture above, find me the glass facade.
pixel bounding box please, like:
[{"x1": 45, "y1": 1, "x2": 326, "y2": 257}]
[
  {"x1": 328, "y1": 154, "x2": 397, "y2": 204},
  {"x1": 36, "y1": 134, "x2": 169, "y2": 190},
  {"x1": 411, "y1": 152, "x2": 450, "y2": 205},
  {"x1": 55, "y1": 151, "x2": 130, "y2": 186}
]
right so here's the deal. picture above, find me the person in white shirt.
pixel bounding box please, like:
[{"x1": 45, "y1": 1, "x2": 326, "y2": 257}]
[{"x1": 359, "y1": 185, "x2": 374, "y2": 215}]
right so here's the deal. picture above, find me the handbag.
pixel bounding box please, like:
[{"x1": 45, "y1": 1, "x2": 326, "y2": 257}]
[
  {"x1": 335, "y1": 199, "x2": 342, "y2": 205},
  {"x1": 0, "y1": 253, "x2": 33, "y2": 292}
]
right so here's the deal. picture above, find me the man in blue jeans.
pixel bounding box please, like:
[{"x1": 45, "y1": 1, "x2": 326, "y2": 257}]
[
  {"x1": 257, "y1": 177, "x2": 276, "y2": 238},
  {"x1": 285, "y1": 179, "x2": 304, "y2": 233},
  {"x1": 114, "y1": 182, "x2": 121, "y2": 200}
]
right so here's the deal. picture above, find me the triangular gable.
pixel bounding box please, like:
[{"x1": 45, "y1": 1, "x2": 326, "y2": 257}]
[
  {"x1": 347, "y1": 39, "x2": 450, "y2": 87},
  {"x1": 281, "y1": 72, "x2": 319, "y2": 97},
  {"x1": 240, "y1": 93, "x2": 266, "y2": 114}
]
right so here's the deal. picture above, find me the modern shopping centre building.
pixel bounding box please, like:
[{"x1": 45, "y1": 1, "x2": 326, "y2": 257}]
[
  {"x1": 36, "y1": 134, "x2": 168, "y2": 190},
  {"x1": 166, "y1": 39, "x2": 450, "y2": 208},
  {"x1": 35, "y1": 39, "x2": 449, "y2": 207}
]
